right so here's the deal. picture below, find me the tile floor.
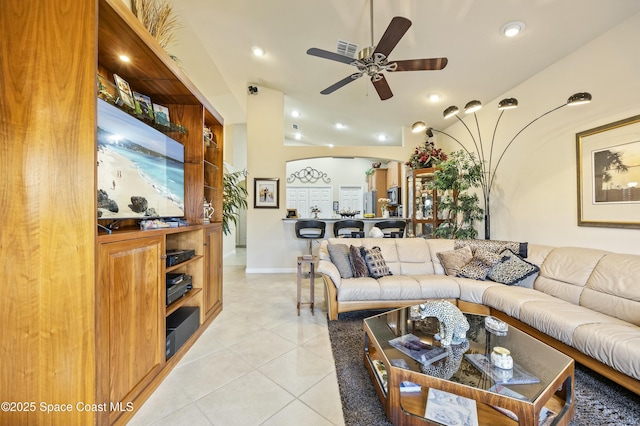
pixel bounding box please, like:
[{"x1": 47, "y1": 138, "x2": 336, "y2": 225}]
[{"x1": 128, "y1": 249, "x2": 345, "y2": 425}]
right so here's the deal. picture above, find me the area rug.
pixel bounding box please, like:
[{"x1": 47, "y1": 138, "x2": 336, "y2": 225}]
[{"x1": 328, "y1": 310, "x2": 640, "y2": 426}]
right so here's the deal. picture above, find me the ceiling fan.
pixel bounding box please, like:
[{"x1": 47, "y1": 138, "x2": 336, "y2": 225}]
[{"x1": 306, "y1": 1, "x2": 448, "y2": 100}]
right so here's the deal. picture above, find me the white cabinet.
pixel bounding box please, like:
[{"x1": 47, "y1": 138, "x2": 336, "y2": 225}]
[{"x1": 287, "y1": 186, "x2": 332, "y2": 217}]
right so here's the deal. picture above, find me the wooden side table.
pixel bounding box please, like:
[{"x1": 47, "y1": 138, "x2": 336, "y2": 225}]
[{"x1": 296, "y1": 255, "x2": 317, "y2": 315}]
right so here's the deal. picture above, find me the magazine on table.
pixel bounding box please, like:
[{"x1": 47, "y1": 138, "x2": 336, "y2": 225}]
[
  {"x1": 489, "y1": 385, "x2": 557, "y2": 425},
  {"x1": 425, "y1": 388, "x2": 479, "y2": 426},
  {"x1": 389, "y1": 333, "x2": 447, "y2": 366},
  {"x1": 372, "y1": 360, "x2": 388, "y2": 393},
  {"x1": 465, "y1": 353, "x2": 540, "y2": 385}
]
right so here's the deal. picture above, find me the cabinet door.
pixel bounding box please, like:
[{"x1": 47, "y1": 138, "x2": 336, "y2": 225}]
[
  {"x1": 205, "y1": 225, "x2": 223, "y2": 316},
  {"x1": 98, "y1": 237, "x2": 164, "y2": 423}
]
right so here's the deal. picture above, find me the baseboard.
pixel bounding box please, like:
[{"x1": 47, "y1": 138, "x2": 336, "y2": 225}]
[{"x1": 245, "y1": 268, "x2": 297, "y2": 273}]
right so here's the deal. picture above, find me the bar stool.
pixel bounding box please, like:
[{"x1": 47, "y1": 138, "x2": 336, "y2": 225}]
[
  {"x1": 295, "y1": 219, "x2": 326, "y2": 255},
  {"x1": 374, "y1": 220, "x2": 406, "y2": 238},
  {"x1": 333, "y1": 220, "x2": 365, "y2": 238}
]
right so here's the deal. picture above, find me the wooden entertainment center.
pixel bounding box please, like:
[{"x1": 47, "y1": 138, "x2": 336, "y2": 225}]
[{"x1": 1, "y1": 1, "x2": 224, "y2": 424}]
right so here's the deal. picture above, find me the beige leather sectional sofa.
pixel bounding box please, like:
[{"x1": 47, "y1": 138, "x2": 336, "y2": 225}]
[{"x1": 317, "y1": 237, "x2": 640, "y2": 394}]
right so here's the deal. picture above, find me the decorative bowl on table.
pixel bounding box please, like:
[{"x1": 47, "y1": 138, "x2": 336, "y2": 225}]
[{"x1": 339, "y1": 210, "x2": 360, "y2": 218}]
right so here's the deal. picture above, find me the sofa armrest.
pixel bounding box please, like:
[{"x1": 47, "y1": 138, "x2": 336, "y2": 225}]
[{"x1": 318, "y1": 259, "x2": 342, "y2": 289}]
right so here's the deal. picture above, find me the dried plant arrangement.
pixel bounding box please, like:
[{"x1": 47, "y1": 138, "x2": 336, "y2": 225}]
[{"x1": 132, "y1": 0, "x2": 181, "y2": 60}]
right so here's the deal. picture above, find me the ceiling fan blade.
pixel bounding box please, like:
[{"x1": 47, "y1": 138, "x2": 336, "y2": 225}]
[
  {"x1": 307, "y1": 47, "x2": 354, "y2": 65},
  {"x1": 373, "y1": 17, "x2": 411, "y2": 58},
  {"x1": 393, "y1": 57, "x2": 448, "y2": 72},
  {"x1": 371, "y1": 75, "x2": 393, "y2": 100},
  {"x1": 320, "y1": 74, "x2": 362, "y2": 95}
]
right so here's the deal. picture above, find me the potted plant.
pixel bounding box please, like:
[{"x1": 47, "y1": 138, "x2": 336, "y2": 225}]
[
  {"x1": 222, "y1": 170, "x2": 248, "y2": 236},
  {"x1": 406, "y1": 140, "x2": 448, "y2": 170},
  {"x1": 428, "y1": 151, "x2": 483, "y2": 239}
]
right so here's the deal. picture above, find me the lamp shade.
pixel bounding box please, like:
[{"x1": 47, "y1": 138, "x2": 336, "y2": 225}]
[
  {"x1": 567, "y1": 92, "x2": 592, "y2": 106},
  {"x1": 411, "y1": 121, "x2": 427, "y2": 133},
  {"x1": 443, "y1": 105, "x2": 459, "y2": 119},
  {"x1": 464, "y1": 100, "x2": 482, "y2": 114},
  {"x1": 498, "y1": 98, "x2": 518, "y2": 110}
]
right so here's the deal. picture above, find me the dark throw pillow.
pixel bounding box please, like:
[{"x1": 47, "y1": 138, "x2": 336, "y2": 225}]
[
  {"x1": 349, "y1": 245, "x2": 370, "y2": 278},
  {"x1": 488, "y1": 249, "x2": 540, "y2": 285},
  {"x1": 327, "y1": 243, "x2": 354, "y2": 279},
  {"x1": 458, "y1": 249, "x2": 505, "y2": 281},
  {"x1": 361, "y1": 246, "x2": 392, "y2": 279}
]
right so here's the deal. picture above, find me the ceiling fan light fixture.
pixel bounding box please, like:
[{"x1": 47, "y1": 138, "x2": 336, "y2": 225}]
[
  {"x1": 411, "y1": 121, "x2": 427, "y2": 133},
  {"x1": 567, "y1": 92, "x2": 592, "y2": 106},
  {"x1": 464, "y1": 100, "x2": 482, "y2": 114},
  {"x1": 501, "y1": 21, "x2": 525, "y2": 37},
  {"x1": 443, "y1": 106, "x2": 459, "y2": 119},
  {"x1": 498, "y1": 97, "x2": 518, "y2": 110}
]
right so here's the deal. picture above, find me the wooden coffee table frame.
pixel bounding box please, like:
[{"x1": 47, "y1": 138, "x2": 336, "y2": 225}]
[{"x1": 363, "y1": 304, "x2": 575, "y2": 426}]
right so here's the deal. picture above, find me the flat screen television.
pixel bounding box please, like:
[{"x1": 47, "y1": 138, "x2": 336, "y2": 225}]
[{"x1": 97, "y1": 98, "x2": 185, "y2": 220}]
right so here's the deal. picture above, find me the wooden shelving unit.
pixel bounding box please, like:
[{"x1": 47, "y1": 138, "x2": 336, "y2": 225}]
[
  {"x1": 0, "y1": 1, "x2": 225, "y2": 425},
  {"x1": 406, "y1": 167, "x2": 446, "y2": 238}
]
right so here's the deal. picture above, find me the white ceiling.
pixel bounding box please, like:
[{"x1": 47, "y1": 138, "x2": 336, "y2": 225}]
[{"x1": 171, "y1": 0, "x2": 640, "y2": 147}]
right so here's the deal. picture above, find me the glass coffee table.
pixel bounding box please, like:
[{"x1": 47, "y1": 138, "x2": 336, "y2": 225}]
[{"x1": 364, "y1": 305, "x2": 574, "y2": 425}]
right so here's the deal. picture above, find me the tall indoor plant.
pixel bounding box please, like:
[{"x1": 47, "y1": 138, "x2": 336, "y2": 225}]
[
  {"x1": 428, "y1": 150, "x2": 483, "y2": 239},
  {"x1": 222, "y1": 170, "x2": 248, "y2": 236}
]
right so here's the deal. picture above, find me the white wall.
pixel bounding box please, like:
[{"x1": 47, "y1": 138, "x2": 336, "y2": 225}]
[
  {"x1": 245, "y1": 86, "x2": 421, "y2": 271},
  {"x1": 438, "y1": 13, "x2": 640, "y2": 254}
]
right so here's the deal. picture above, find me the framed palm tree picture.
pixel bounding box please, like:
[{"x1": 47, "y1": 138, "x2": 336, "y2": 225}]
[{"x1": 576, "y1": 114, "x2": 640, "y2": 228}]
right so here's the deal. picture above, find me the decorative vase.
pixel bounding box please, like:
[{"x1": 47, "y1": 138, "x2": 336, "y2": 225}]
[{"x1": 382, "y1": 209, "x2": 389, "y2": 218}]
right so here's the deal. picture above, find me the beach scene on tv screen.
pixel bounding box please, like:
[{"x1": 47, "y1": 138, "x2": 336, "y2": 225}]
[{"x1": 97, "y1": 99, "x2": 185, "y2": 219}]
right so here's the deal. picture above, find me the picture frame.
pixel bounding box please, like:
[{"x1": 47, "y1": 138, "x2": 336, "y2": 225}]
[
  {"x1": 576, "y1": 114, "x2": 640, "y2": 228},
  {"x1": 133, "y1": 91, "x2": 154, "y2": 120},
  {"x1": 153, "y1": 103, "x2": 171, "y2": 127},
  {"x1": 286, "y1": 208, "x2": 298, "y2": 218},
  {"x1": 254, "y1": 178, "x2": 279, "y2": 209},
  {"x1": 113, "y1": 74, "x2": 135, "y2": 109}
]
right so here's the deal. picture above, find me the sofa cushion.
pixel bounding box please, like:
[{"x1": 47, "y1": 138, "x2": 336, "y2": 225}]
[
  {"x1": 518, "y1": 300, "x2": 629, "y2": 346},
  {"x1": 487, "y1": 249, "x2": 540, "y2": 285},
  {"x1": 482, "y1": 286, "x2": 559, "y2": 320},
  {"x1": 412, "y1": 275, "x2": 461, "y2": 299},
  {"x1": 396, "y1": 238, "x2": 436, "y2": 275},
  {"x1": 349, "y1": 245, "x2": 369, "y2": 278},
  {"x1": 581, "y1": 252, "x2": 640, "y2": 326},
  {"x1": 573, "y1": 323, "x2": 640, "y2": 380},
  {"x1": 436, "y1": 245, "x2": 473, "y2": 276},
  {"x1": 338, "y1": 277, "x2": 382, "y2": 301},
  {"x1": 362, "y1": 246, "x2": 392, "y2": 279},
  {"x1": 327, "y1": 243, "x2": 353, "y2": 279},
  {"x1": 458, "y1": 249, "x2": 504, "y2": 280}
]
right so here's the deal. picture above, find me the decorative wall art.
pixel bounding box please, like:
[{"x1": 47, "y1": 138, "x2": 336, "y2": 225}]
[
  {"x1": 254, "y1": 178, "x2": 279, "y2": 209},
  {"x1": 576, "y1": 114, "x2": 640, "y2": 228}
]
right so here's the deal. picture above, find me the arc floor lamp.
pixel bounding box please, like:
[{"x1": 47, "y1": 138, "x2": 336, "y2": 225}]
[{"x1": 411, "y1": 92, "x2": 592, "y2": 239}]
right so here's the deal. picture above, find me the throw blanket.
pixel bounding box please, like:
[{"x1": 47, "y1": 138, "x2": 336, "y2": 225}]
[{"x1": 454, "y1": 239, "x2": 528, "y2": 258}]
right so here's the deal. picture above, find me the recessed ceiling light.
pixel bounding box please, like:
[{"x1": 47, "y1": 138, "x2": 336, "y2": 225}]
[
  {"x1": 119, "y1": 55, "x2": 131, "y2": 62},
  {"x1": 294, "y1": 132, "x2": 301, "y2": 140},
  {"x1": 377, "y1": 134, "x2": 387, "y2": 142},
  {"x1": 291, "y1": 110, "x2": 300, "y2": 118},
  {"x1": 335, "y1": 122, "x2": 345, "y2": 129},
  {"x1": 252, "y1": 46, "x2": 265, "y2": 56},
  {"x1": 428, "y1": 93, "x2": 441, "y2": 103},
  {"x1": 501, "y1": 21, "x2": 525, "y2": 37},
  {"x1": 327, "y1": 144, "x2": 334, "y2": 148}
]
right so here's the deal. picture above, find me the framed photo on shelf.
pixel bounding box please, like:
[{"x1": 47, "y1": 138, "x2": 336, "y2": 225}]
[
  {"x1": 286, "y1": 208, "x2": 298, "y2": 218},
  {"x1": 254, "y1": 178, "x2": 279, "y2": 209},
  {"x1": 113, "y1": 74, "x2": 135, "y2": 109},
  {"x1": 153, "y1": 103, "x2": 171, "y2": 127},
  {"x1": 576, "y1": 114, "x2": 640, "y2": 229},
  {"x1": 133, "y1": 91, "x2": 154, "y2": 120}
]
